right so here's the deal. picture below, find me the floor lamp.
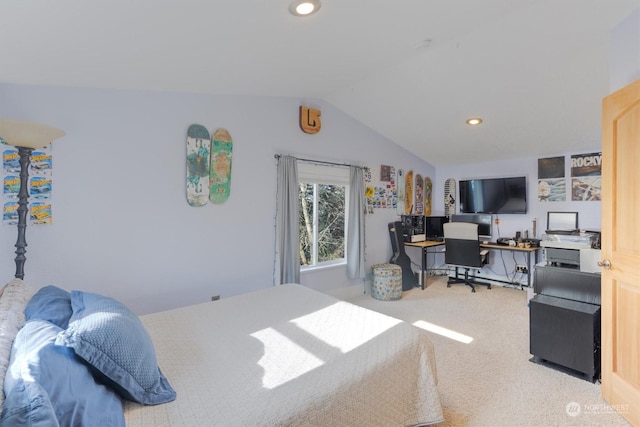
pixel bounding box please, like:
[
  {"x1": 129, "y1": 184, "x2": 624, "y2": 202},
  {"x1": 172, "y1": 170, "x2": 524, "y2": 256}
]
[{"x1": 0, "y1": 119, "x2": 65, "y2": 279}]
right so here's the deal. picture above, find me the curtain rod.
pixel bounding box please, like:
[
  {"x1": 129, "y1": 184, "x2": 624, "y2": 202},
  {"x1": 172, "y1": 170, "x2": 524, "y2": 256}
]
[{"x1": 274, "y1": 154, "x2": 367, "y2": 170}]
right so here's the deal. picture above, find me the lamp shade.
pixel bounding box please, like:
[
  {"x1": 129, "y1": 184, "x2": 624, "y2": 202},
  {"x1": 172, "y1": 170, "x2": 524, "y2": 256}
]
[{"x1": 0, "y1": 118, "x2": 65, "y2": 149}]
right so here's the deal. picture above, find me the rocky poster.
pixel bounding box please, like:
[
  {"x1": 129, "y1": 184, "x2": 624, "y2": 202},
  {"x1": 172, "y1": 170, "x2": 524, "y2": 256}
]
[{"x1": 570, "y1": 152, "x2": 601, "y2": 201}]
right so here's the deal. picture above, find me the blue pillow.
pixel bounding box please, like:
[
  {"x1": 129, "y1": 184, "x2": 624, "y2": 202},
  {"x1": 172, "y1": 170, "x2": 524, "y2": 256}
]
[
  {"x1": 24, "y1": 285, "x2": 73, "y2": 329},
  {"x1": 55, "y1": 291, "x2": 176, "y2": 405},
  {"x1": 1, "y1": 320, "x2": 125, "y2": 426}
]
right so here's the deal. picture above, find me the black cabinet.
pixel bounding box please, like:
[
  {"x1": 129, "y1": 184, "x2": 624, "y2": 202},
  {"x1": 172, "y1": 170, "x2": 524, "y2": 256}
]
[
  {"x1": 529, "y1": 265, "x2": 601, "y2": 382},
  {"x1": 529, "y1": 295, "x2": 600, "y2": 381},
  {"x1": 534, "y1": 265, "x2": 600, "y2": 305}
]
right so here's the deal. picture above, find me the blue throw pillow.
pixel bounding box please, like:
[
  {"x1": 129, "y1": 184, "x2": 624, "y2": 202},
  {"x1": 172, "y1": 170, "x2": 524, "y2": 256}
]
[
  {"x1": 24, "y1": 285, "x2": 73, "y2": 329},
  {"x1": 55, "y1": 291, "x2": 176, "y2": 405},
  {"x1": 1, "y1": 320, "x2": 125, "y2": 427}
]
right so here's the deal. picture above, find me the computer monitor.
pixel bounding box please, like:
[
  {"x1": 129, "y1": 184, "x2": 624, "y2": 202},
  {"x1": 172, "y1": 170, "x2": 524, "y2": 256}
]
[
  {"x1": 425, "y1": 216, "x2": 449, "y2": 240},
  {"x1": 451, "y1": 213, "x2": 493, "y2": 239}
]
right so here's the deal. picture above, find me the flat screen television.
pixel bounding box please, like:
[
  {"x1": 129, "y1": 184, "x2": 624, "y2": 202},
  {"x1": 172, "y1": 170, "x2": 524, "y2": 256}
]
[
  {"x1": 459, "y1": 176, "x2": 527, "y2": 214},
  {"x1": 424, "y1": 216, "x2": 449, "y2": 240},
  {"x1": 451, "y1": 213, "x2": 493, "y2": 239}
]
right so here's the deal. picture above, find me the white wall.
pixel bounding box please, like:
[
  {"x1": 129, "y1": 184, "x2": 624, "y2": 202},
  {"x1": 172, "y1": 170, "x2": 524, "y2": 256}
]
[
  {"x1": 610, "y1": 8, "x2": 640, "y2": 91},
  {"x1": 0, "y1": 83, "x2": 434, "y2": 314}
]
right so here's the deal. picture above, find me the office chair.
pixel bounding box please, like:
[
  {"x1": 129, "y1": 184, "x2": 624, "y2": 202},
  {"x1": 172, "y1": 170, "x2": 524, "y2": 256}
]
[{"x1": 443, "y1": 222, "x2": 490, "y2": 293}]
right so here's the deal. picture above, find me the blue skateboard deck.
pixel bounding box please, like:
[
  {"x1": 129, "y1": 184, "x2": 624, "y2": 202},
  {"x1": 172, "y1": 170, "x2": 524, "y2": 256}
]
[{"x1": 186, "y1": 124, "x2": 211, "y2": 207}]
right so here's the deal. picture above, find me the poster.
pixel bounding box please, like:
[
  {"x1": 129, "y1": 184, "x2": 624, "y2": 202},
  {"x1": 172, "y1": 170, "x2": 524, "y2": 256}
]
[
  {"x1": 537, "y1": 156, "x2": 566, "y2": 202},
  {"x1": 537, "y1": 179, "x2": 566, "y2": 202},
  {"x1": 380, "y1": 165, "x2": 391, "y2": 182},
  {"x1": 571, "y1": 152, "x2": 601, "y2": 201},
  {"x1": 366, "y1": 165, "x2": 397, "y2": 211},
  {"x1": 2, "y1": 144, "x2": 54, "y2": 225}
]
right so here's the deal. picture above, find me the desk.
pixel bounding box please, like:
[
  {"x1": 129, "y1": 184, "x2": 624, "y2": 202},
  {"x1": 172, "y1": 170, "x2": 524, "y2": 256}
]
[
  {"x1": 404, "y1": 240, "x2": 444, "y2": 290},
  {"x1": 405, "y1": 241, "x2": 540, "y2": 289}
]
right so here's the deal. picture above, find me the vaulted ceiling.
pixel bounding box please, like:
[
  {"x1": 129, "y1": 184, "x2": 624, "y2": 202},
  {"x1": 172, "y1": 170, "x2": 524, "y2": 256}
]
[{"x1": 1, "y1": 0, "x2": 638, "y2": 165}]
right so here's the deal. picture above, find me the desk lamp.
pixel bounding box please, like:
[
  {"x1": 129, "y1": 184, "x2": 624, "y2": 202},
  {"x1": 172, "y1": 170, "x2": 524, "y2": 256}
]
[{"x1": 0, "y1": 119, "x2": 65, "y2": 279}]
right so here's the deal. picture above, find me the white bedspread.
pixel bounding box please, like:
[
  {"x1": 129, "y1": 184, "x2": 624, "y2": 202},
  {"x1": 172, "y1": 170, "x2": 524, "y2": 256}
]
[{"x1": 124, "y1": 284, "x2": 443, "y2": 426}]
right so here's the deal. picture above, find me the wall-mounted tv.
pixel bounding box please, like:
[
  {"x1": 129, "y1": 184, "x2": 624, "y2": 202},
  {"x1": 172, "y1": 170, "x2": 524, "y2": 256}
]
[{"x1": 459, "y1": 176, "x2": 527, "y2": 214}]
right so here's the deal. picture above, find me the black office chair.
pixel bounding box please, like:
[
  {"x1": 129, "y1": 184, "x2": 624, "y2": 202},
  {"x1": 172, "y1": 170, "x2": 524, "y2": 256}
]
[{"x1": 443, "y1": 222, "x2": 490, "y2": 292}]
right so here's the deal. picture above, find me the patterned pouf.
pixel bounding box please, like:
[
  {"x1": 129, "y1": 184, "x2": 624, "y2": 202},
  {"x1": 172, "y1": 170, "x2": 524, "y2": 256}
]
[{"x1": 371, "y1": 263, "x2": 402, "y2": 301}]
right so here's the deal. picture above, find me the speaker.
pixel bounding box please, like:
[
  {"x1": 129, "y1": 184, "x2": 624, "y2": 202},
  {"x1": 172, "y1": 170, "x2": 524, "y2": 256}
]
[{"x1": 401, "y1": 215, "x2": 425, "y2": 242}]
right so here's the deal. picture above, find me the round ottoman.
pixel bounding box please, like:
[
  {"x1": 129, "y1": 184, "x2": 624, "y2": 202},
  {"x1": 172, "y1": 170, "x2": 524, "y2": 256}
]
[{"x1": 371, "y1": 263, "x2": 402, "y2": 301}]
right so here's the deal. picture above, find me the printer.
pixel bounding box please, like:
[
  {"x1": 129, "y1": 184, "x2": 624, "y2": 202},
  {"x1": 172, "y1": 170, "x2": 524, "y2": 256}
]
[{"x1": 540, "y1": 231, "x2": 601, "y2": 273}]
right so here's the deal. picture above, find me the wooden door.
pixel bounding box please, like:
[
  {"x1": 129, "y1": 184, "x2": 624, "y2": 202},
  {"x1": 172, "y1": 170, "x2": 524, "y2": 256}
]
[{"x1": 601, "y1": 78, "x2": 640, "y2": 425}]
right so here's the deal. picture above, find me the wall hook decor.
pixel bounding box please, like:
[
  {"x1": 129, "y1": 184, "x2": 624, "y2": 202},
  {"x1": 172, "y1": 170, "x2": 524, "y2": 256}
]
[{"x1": 299, "y1": 105, "x2": 321, "y2": 134}]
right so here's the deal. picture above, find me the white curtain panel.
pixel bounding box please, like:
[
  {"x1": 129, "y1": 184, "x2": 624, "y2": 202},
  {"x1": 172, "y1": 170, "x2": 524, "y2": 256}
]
[
  {"x1": 276, "y1": 156, "x2": 300, "y2": 284},
  {"x1": 347, "y1": 166, "x2": 366, "y2": 279}
]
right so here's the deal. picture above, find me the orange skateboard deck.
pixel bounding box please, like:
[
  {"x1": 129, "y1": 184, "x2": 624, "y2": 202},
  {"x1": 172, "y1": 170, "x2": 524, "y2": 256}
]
[
  {"x1": 209, "y1": 128, "x2": 233, "y2": 204},
  {"x1": 404, "y1": 170, "x2": 413, "y2": 214}
]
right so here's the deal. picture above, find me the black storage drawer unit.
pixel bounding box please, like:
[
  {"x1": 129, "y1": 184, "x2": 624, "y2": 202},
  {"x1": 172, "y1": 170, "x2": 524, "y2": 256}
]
[{"x1": 529, "y1": 294, "x2": 601, "y2": 381}]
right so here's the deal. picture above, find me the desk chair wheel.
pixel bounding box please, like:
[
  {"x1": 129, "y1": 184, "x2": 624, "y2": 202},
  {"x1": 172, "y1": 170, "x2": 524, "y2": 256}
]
[{"x1": 447, "y1": 274, "x2": 476, "y2": 292}]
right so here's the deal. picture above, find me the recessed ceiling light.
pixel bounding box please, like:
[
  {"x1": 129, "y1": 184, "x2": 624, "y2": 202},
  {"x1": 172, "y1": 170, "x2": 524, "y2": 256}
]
[
  {"x1": 289, "y1": 0, "x2": 321, "y2": 17},
  {"x1": 466, "y1": 118, "x2": 483, "y2": 126}
]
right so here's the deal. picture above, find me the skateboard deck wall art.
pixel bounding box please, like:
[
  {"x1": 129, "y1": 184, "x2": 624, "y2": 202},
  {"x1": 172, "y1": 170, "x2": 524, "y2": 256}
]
[
  {"x1": 444, "y1": 178, "x2": 456, "y2": 216},
  {"x1": 396, "y1": 169, "x2": 405, "y2": 216},
  {"x1": 210, "y1": 128, "x2": 233, "y2": 204},
  {"x1": 424, "y1": 176, "x2": 432, "y2": 215},
  {"x1": 404, "y1": 170, "x2": 413, "y2": 214},
  {"x1": 186, "y1": 124, "x2": 211, "y2": 207},
  {"x1": 414, "y1": 173, "x2": 424, "y2": 215}
]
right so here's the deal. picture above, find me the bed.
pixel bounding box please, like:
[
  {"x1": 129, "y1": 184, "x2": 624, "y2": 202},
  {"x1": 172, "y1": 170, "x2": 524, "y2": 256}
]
[{"x1": 1, "y1": 278, "x2": 443, "y2": 426}]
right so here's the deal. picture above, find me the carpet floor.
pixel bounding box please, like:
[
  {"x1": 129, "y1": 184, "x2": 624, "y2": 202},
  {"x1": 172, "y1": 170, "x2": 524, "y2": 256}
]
[{"x1": 327, "y1": 277, "x2": 631, "y2": 427}]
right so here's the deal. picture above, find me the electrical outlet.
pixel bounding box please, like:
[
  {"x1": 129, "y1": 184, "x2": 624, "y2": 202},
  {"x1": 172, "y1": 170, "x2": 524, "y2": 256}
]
[{"x1": 515, "y1": 265, "x2": 528, "y2": 274}]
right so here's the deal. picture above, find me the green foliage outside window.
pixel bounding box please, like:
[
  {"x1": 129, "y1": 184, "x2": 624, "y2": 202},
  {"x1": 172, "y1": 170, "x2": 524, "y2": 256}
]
[{"x1": 299, "y1": 182, "x2": 346, "y2": 267}]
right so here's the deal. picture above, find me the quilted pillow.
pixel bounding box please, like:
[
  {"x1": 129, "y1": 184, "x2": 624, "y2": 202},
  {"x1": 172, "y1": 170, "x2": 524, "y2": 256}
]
[
  {"x1": 24, "y1": 285, "x2": 73, "y2": 329},
  {"x1": 0, "y1": 278, "x2": 35, "y2": 411},
  {"x1": 55, "y1": 291, "x2": 176, "y2": 405},
  {"x1": 1, "y1": 320, "x2": 125, "y2": 426}
]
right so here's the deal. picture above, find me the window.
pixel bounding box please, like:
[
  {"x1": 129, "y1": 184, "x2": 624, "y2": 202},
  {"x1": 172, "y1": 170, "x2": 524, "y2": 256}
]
[{"x1": 298, "y1": 163, "x2": 349, "y2": 269}]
